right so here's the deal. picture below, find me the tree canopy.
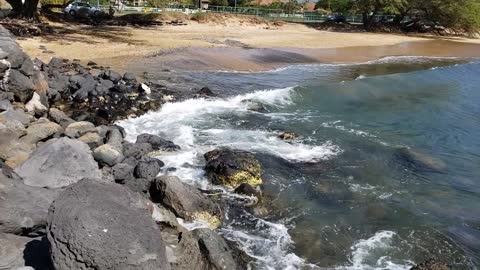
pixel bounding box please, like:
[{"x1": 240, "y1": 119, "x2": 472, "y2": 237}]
[{"x1": 315, "y1": 0, "x2": 480, "y2": 33}]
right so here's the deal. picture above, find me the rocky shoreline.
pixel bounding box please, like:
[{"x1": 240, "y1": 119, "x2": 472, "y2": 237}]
[{"x1": 0, "y1": 24, "x2": 449, "y2": 270}]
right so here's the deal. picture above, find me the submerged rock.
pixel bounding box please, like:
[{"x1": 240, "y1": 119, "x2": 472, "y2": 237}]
[
  {"x1": 150, "y1": 176, "x2": 222, "y2": 229},
  {"x1": 47, "y1": 179, "x2": 170, "y2": 270},
  {"x1": 410, "y1": 259, "x2": 449, "y2": 270},
  {"x1": 204, "y1": 148, "x2": 263, "y2": 188},
  {"x1": 15, "y1": 137, "x2": 102, "y2": 188},
  {"x1": 395, "y1": 147, "x2": 446, "y2": 172}
]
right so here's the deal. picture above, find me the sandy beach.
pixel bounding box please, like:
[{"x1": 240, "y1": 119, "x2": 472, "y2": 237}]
[{"x1": 17, "y1": 18, "x2": 480, "y2": 72}]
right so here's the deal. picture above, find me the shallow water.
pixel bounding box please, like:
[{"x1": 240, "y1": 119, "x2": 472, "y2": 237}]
[{"x1": 118, "y1": 57, "x2": 480, "y2": 269}]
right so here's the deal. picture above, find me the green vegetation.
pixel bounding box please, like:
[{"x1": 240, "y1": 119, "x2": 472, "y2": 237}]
[{"x1": 315, "y1": 0, "x2": 480, "y2": 33}]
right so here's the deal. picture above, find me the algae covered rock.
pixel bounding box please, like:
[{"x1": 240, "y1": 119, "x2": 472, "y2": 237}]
[{"x1": 204, "y1": 148, "x2": 262, "y2": 188}]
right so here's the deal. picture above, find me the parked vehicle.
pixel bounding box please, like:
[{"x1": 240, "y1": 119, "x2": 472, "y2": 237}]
[
  {"x1": 326, "y1": 14, "x2": 347, "y2": 23},
  {"x1": 64, "y1": 2, "x2": 104, "y2": 17}
]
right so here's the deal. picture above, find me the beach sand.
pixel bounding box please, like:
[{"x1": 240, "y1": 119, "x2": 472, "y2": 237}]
[{"x1": 17, "y1": 19, "x2": 480, "y2": 72}]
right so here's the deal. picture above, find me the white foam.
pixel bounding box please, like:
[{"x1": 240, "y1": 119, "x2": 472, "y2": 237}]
[
  {"x1": 220, "y1": 215, "x2": 316, "y2": 270},
  {"x1": 337, "y1": 231, "x2": 414, "y2": 270}
]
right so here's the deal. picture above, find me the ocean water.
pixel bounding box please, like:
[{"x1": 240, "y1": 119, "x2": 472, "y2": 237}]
[{"x1": 118, "y1": 57, "x2": 480, "y2": 269}]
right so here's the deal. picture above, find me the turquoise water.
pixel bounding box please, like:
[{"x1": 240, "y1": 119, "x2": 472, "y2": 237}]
[{"x1": 119, "y1": 57, "x2": 480, "y2": 269}]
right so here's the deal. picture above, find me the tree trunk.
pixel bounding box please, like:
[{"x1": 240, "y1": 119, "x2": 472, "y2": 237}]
[{"x1": 5, "y1": 0, "x2": 39, "y2": 18}]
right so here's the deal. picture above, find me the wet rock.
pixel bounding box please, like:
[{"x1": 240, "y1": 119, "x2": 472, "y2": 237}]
[
  {"x1": 47, "y1": 179, "x2": 171, "y2": 270},
  {"x1": 395, "y1": 147, "x2": 447, "y2": 172},
  {"x1": 194, "y1": 86, "x2": 216, "y2": 98},
  {"x1": 15, "y1": 137, "x2": 102, "y2": 188},
  {"x1": 174, "y1": 228, "x2": 239, "y2": 270},
  {"x1": 204, "y1": 148, "x2": 263, "y2": 188},
  {"x1": 48, "y1": 108, "x2": 75, "y2": 128},
  {"x1": 234, "y1": 183, "x2": 259, "y2": 197},
  {"x1": 112, "y1": 162, "x2": 134, "y2": 183},
  {"x1": 150, "y1": 176, "x2": 222, "y2": 228},
  {"x1": 123, "y1": 142, "x2": 153, "y2": 159},
  {"x1": 78, "y1": 132, "x2": 103, "y2": 148},
  {"x1": 21, "y1": 118, "x2": 63, "y2": 145},
  {"x1": 136, "y1": 133, "x2": 180, "y2": 152},
  {"x1": 6, "y1": 69, "x2": 34, "y2": 102},
  {"x1": 134, "y1": 157, "x2": 164, "y2": 180},
  {"x1": 278, "y1": 131, "x2": 298, "y2": 140},
  {"x1": 0, "y1": 173, "x2": 60, "y2": 235},
  {"x1": 64, "y1": 121, "x2": 96, "y2": 138},
  {"x1": 93, "y1": 143, "x2": 124, "y2": 166},
  {"x1": 25, "y1": 93, "x2": 48, "y2": 116},
  {"x1": 410, "y1": 259, "x2": 449, "y2": 270},
  {"x1": 244, "y1": 100, "x2": 268, "y2": 113}
]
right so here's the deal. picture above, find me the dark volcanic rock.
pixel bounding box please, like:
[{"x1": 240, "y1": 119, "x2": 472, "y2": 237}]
[
  {"x1": 102, "y1": 69, "x2": 122, "y2": 83},
  {"x1": 112, "y1": 162, "x2": 134, "y2": 183},
  {"x1": 136, "y1": 133, "x2": 180, "y2": 151},
  {"x1": 48, "y1": 108, "x2": 75, "y2": 128},
  {"x1": 19, "y1": 57, "x2": 34, "y2": 76},
  {"x1": 123, "y1": 72, "x2": 137, "y2": 83},
  {"x1": 123, "y1": 142, "x2": 153, "y2": 159},
  {"x1": 194, "y1": 86, "x2": 216, "y2": 98},
  {"x1": 234, "y1": 183, "x2": 259, "y2": 197},
  {"x1": 204, "y1": 148, "x2": 263, "y2": 188},
  {"x1": 410, "y1": 259, "x2": 449, "y2": 270},
  {"x1": 7, "y1": 69, "x2": 34, "y2": 102},
  {"x1": 150, "y1": 176, "x2": 222, "y2": 227},
  {"x1": 0, "y1": 173, "x2": 60, "y2": 235},
  {"x1": 174, "y1": 228, "x2": 239, "y2": 270},
  {"x1": 134, "y1": 157, "x2": 164, "y2": 180},
  {"x1": 15, "y1": 137, "x2": 102, "y2": 188},
  {"x1": 47, "y1": 179, "x2": 170, "y2": 270}
]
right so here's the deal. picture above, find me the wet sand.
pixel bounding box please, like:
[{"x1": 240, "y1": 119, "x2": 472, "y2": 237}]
[{"x1": 126, "y1": 40, "x2": 480, "y2": 72}]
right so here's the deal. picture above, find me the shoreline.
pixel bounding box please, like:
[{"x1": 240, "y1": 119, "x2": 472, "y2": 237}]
[{"x1": 15, "y1": 21, "x2": 480, "y2": 73}]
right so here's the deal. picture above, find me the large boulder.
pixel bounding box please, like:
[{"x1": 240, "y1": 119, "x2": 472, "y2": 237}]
[
  {"x1": 150, "y1": 176, "x2": 222, "y2": 229},
  {"x1": 15, "y1": 137, "x2": 102, "y2": 188},
  {"x1": 204, "y1": 149, "x2": 263, "y2": 188},
  {"x1": 136, "y1": 133, "x2": 180, "y2": 152},
  {"x1": 47, "y1": 179, "x2": 170, "y2": 270},
  {"x1": 173, "y1": 228, "x2": 239, "y2": 270},
  {"x1": 0, "y1": 173, "x2": 60, "y2": 235}
]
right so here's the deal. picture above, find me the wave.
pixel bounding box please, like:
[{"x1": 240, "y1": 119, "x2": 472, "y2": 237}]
[{"x1": 336, "y1": 231, "x2": 414, "y2": 270}]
